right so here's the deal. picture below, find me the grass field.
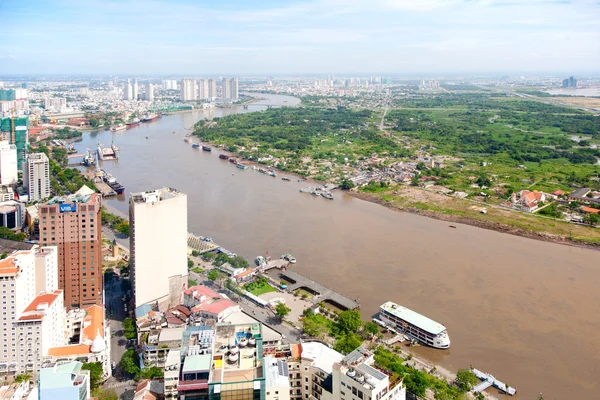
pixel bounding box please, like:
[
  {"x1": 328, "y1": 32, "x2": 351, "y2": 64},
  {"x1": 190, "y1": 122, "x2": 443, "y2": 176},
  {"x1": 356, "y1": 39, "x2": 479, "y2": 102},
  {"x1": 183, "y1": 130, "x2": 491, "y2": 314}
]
[{"x1": 245, "y1": 281, "x2": 277, "y2": 296}]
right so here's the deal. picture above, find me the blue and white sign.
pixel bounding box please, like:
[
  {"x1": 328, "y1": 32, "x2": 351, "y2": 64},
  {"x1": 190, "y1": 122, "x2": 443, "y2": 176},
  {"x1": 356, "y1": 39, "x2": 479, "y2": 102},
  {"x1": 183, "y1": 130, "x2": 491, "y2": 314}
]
[{"x1": 59, "y1": 203, "x2": 77, "y2": 213}]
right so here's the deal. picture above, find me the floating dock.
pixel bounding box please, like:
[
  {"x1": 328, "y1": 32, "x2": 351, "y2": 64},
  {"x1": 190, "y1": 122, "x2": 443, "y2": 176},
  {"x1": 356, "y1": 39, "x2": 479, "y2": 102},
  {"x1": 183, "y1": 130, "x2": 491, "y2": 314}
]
[
  {"x1": 187, "y1": 234, "x2": 219, "y2": 254},
  {"x1": 471, "y1": 368, "x2": 516, "y2": 396}
]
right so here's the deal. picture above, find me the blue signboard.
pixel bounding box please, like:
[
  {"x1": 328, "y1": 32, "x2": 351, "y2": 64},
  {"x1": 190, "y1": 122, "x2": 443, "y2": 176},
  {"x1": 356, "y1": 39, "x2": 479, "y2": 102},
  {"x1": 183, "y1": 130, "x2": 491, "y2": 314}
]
[{"x1": 59, "y1": 203, "x2": 76, "y2": 213}]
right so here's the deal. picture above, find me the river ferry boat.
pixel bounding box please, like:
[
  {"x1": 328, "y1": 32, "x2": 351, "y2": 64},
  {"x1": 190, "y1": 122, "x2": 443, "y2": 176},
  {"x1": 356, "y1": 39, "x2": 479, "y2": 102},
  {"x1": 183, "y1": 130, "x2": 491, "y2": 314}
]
[
  {"x1": 282, "y1": 177, "x2": 291, "y2": 181},
  {"x1": 102, "y1": 170, "x2": 125, "y2": 195},
  {"x1": 219, "y1": 154, "x2": 229, "y2": 160},
  {"x1": 126, "y1": 119, "x2": 140, "y2": 129},
  {"x1": 377, "y1": 301, "x2": 450, "y2": 349},
  {"x1": 322, "y1": 192, "x2": 334, "y2": 200},
  {"x1": 141, "y1": 113, "x2": 162, "y2": 123},
  {"x1": 236, "y1": 163, "x2": 248, "y2": 170},
  {"x1": 192, "y1": 143, "x2": 200, "y2": 149},
  {"x1": 202, "y1": 145, "x2": 212, "y2": 152}
]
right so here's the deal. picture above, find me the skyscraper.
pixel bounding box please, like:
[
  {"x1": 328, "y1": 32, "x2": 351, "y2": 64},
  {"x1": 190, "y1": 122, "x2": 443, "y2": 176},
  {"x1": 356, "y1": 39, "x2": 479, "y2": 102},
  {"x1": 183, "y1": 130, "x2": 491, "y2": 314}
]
[
  {"x1": 24, "y1": 152, "x2": 50, "y2": 202},
  {"x1": 124, "y1": 80, "x2": 133, "y2": 100},
  {"x1": 145, "y1": 83, "x2": 154, "y2": 102},
  {"x1": 180, "y1": 78, "x2": 197, "y2": 101},
  {"x1": 208, "y1": 78, "x2": 217, "y2": 99},
  {"x1": 198, "y1": 79, "x2": 209, "y2": 99},
  {"x1": 562, "y1": 76, "x2": 577, "y2": 88},
  {"x1": 39, "y1": 191, "x2": 103, "y2": 309},
  {"x1": 129, "y1": 187, "x2": 188, "y2": 310},
  {"x1": 0, "y1": 140, "x2": 18, "y2": 185},
  {"x1": 132, "y1": 79, "x2": 139, "y2": 100},
  {"x1": 230, "y1": 77, "x2": 239, "y2": 100},
  {"x1": 222, "y1": 78, "x2": 231, "y2": 100}
]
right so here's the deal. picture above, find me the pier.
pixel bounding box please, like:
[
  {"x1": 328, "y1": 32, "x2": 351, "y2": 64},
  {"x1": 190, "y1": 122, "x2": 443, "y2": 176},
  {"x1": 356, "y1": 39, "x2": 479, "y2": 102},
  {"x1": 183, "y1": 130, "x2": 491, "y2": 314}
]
[
  {"x1": 471, "y1": 368, "x2": 516, "y2": 396},
  {"x1": 187, "y1": 234, "x2": 219, "y2": 254},
  {"x1": 273, "y1": 269, "x2": 360, "y2": 310}
]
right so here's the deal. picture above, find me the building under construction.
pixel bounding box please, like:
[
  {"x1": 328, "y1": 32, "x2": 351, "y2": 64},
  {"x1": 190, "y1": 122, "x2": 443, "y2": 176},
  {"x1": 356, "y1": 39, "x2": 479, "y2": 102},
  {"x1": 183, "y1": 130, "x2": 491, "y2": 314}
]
[{"x1": 0, "y1": 117, "x2": 28, "y2": 170}]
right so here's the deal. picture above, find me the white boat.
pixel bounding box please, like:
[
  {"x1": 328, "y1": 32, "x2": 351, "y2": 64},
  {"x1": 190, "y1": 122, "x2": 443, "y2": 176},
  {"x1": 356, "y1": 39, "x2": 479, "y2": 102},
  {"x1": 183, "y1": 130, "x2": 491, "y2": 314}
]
[
  {"x1": 378, "y1": 301, "x2": 450, "y2": 349},
  {"x1": 110, "y1": 123, "x2": 126, "y2": 132},
  {"x1": 255, "y1": 256, "x2": 266, "y2": 267}
]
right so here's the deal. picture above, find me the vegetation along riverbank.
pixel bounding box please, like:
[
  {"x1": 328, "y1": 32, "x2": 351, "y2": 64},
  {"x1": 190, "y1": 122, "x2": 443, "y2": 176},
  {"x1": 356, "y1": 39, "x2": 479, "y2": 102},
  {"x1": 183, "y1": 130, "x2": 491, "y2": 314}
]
[{"x1": 193, "y1": 89, "x2": 600, "y2": 246}]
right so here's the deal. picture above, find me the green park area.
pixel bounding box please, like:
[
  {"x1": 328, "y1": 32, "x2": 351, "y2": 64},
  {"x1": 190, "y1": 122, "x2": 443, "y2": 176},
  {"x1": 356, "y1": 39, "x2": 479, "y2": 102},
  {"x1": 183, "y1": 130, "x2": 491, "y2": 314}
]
[{"x1": 244, "y1": 276, "x2": 276, "y2": 296}]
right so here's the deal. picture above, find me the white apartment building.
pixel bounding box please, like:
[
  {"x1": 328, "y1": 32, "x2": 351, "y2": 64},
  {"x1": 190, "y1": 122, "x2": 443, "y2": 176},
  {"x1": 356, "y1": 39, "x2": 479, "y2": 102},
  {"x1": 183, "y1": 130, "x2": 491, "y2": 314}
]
[
  {"x1": 180, "y1": 78, "x2": 197, "y2": 101},
  {"x1": 43, "y1": 97, "x2": 66, "y2": 112},
  {"x1": 15, "y1": 289, "x2": 66, "y2": 374},
  {"x1": 129, "y1": 187, "x2": 188, "y2": 310},
  {"x1": 0, "y1": 250, "x2": 39, "y2": 374},
  {"x1": 222, "y1": 78, "x2": 231, "y2": 100},
  {"x1": 231, "y1": 77, "x2": 239, "y2": 100},
  {"x1": 146, "y1": 83, "x2": 154, "y2": 102},
  {"x1": 162, "y1": 79, "x2": 178, "y2": 90},
  {"x1": 0, "y1": 140, "x2": 18, "y2": 185},
  {"x1": 124, "y1": 81, "x2": 133, "y2": 100},
  {"x1": 23, "y1": 153, "x2": 50, "y2": 202},
  {"x1": 132, "y1": 80, "x2": 139, "y2": 101},
  {"x1": 198, "y1": 79, "x2": 209, "y2": 100},
  {"x1": 269, "y1": 344, "x2": 405, "y2": 400},
  {"x1": 35, "y1": 246, "x2": 59, "y2": 295},
  {"x1": 208, "y1": 78, "x2": 217, "y2": 99}
]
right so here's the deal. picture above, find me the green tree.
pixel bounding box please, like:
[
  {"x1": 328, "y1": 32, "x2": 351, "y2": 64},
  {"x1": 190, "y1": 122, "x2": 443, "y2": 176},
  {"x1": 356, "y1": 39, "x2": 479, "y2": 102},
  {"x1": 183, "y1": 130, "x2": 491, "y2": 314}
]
[
  {"x1": 339, "y1": 178, "x2": 355, "y2": 190},
  {"x1": 404, "y1": 369, "x2": 428, "y2": 398},
  {"x1": 0, "y1": 227, "x2": 26, "y2": 241},
  {"x1": 188, "y1": 258, "x2": 194, "y2": 268},
  {"x1": 411, "y1": 174, "x2": 420, "y2": 187},
  {"x1": 191, "y1": 250, "x2": 200, "y2": 257},
  {"x1": 202, "y1": 252, "x2": 216, "y2": 261},
  {"x1": 92, "y1": 389, "x2": 118, "y2": 400},
  {"x1": 120, "y1": 348, "x2": 140, "y2": 376},
  {"x1": 302, "y1": 316, "x2": 329, "y2": 338},
  {"x1": 14, "y1": 374, "x2": 31, "y2": 383},
  {"x1": 139, "y1": 366, "x2": 164, "y2": 379},
  {"x1": 82, "y1": 362, "x2": 104, "y2": 390},
  {"x1": 123, "y1": 317, "x2": 136, "y2": 340},
  {"x1": 333, "y1": 332, "x2": 363, "y2": 354},
  {"x1": 207, "y1": 269, "x2": 220, "y2": 282},
  {"x1": 230, "y1": 255, "x2": 249, "y2": 269},
  {"x1": 455, "y1": 368, "x2": 478, "y2": 392},
  {"x1": 364, "y1": 321, "x2": 379, "y2": 336},
  {"x1": 274, "y1": 303, "x2": 291, "y2": 320},
  {"x1": 336, "y1": 310, "x2": 362, "y2": 334}
]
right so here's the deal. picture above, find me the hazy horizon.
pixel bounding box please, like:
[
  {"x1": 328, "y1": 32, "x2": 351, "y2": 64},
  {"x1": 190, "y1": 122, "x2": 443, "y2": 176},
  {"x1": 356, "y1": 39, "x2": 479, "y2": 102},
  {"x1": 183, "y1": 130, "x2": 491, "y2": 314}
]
[{"x1": 2, "y1": 0, "x2": 599, "y2": 75}]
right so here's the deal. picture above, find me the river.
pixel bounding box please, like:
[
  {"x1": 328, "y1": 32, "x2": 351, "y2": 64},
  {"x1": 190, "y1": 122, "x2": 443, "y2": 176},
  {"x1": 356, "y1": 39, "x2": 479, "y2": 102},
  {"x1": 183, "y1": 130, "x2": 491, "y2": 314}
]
[{"x1": 72, "y1": 93, "x2": 599, "y2": 399}]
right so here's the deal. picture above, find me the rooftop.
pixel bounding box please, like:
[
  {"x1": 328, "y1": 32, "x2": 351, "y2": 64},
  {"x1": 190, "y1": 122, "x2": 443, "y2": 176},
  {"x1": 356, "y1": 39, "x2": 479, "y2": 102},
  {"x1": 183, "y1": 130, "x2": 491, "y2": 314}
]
[
  {"x1": 18, "y1": 290, "x2": 62, "y2": 321},
  {"x1": 300, "y1": 342, "x2": 343, "y2": 375},
  {"x1": 46, "y1": 190, "x2": 99, "y2": 205},
  {"x1": 0, "y1": 238, "x2": 35, "y2": 254},
  {"x1": 159, "y1": 327, "x2": 186, "y2": 343},
  {"x1": 264, "y1": 355, "x2": 291, "y2": 389},
  {"x1": 39, "y1": 361, "x2": 88, "y2": 390},
  {"x1": 221, "y1": 311, "x2": 282, "y2": 343},
  {"x1": 211, "y1": 323, "x2": 264, "y2": 384},
  {"x1": 183, "y1": 354, "x2": 212, "y2": 373},
  {"x1": 380, "y1": 301, "x2": 447, "y2": 335},
  {"x1": 130, "y1": 187, "x2": 185, "y2": 204}
]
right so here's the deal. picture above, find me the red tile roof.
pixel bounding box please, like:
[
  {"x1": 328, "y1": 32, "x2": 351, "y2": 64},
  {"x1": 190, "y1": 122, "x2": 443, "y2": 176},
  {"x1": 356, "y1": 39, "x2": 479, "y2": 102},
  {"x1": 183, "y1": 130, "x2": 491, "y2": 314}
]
[
  {"x1": 18, "y1": 290, "x2": 63, "y2": 321},
  {"x1": 582, "y1": 206, "x2": 599, "y2": 214}
]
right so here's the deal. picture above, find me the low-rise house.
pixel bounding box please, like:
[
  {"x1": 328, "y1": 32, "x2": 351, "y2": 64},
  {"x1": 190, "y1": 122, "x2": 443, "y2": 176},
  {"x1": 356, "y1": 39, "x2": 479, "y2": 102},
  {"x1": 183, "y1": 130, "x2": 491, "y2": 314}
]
[
  {"x1": 133, "y1": 379, "x2": 164, "y2": 400},
  {"x1": 516, "y1": 190, "x2": 546, "y2": 212},
  {"x1": 182, "y1": 285, "x2": 240, "y2": 322},
  {"x1": 581, "y1": 206, "x2": 599, "y2": 214},
  {"x1": 141, "y1": 327, "x2": 185, "y2": 368}
]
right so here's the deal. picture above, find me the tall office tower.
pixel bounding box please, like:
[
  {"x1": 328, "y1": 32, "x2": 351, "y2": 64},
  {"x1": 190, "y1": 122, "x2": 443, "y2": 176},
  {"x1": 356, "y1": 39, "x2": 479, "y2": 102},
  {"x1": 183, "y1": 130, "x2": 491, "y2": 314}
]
[
  {"x1": 0, "y1": 140, "x2": 18, "y2": 185},
  {"x1": 208, "y1": 78, "x2": 217, "y2": 99},
  {"x1": 222, "y1": 78, "x2": 231, "y2": 100},
  {"x1": 23, "y1": 153, "x2": 50, "y2": 202},
  {"x1": 145, "y1": 83, "x2": 154, "y2": 102},
  {"x1": 132, "y1": 79, "x2": 139, "y2": 100},
  {"x1": 39, "y1": 192, "x2": 103, "y2": 309},
  {"x1": 198, "y1": 79, "x2": 209, "y2": 99},
  {"x1": 180, "y1": 78, "x2": 197, "y2": 101},
  {"x1": 129, "y1": 188, "x2": 188, "y2": 310},
  {"x1": 230, "y1": 77, "x2": 239, "y2": 100}
]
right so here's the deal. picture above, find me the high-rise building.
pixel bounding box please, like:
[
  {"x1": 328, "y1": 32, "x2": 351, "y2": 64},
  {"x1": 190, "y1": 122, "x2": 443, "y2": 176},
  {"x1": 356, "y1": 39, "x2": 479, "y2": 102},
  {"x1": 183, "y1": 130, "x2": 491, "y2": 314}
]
[
  {"x1": 208, "y1": 78, "x2": 217, "y2": 99},
  {"x1": 222, "y1": 78, "x2": 231, "y2": 100},
  {"x1": 145, "y1": 83, "x2": 154, "y2": 102},
  {"x1": 0, "y1": 140, "x2": 18, "y2": 185},
  {"x1": 35, "y1": 246, "x2": 59, "y2": 295},
  {"x1": 38, "y1": 361, "x2": 91, "y2": 400},
  {"x1": 230, "y1": 77, "x2": 239, "y2": 100},
  {"x1": 129, "y1": 187, "x2": 188, "y2": 310},
  {"x1": 198, "y1": 79, "x2": 209, "y2": 99},
  {"x1": 0, "y1": 246, "x2": 66, "y2": 375},
  {"x1": 161, "y1": 79, "x2": 178, "y2": 90},
  {"x1": 23, "y1": 152, "x2": 50, "y2": 202},
  {"x1": 132, "y1": 79, "x2": 139, "y2": 100},
  {"x1": 0, "y1": 89, "x2": 16, "y2": 101},
  {"x1": 180, "y1": 78, "x2": 197, "y2": 101},
  {"x1": 39, "y1": 191, "x2": 103, "y2": 309},
  {"x1": 0, "y1": 117, "x2": 28, "y2": 171},
  {"x1": 124, "y1": 80, "x2": 133, "y2": 100},
  {"x1": 562, "y1": 76, "x2": 577, "y2": 88}
]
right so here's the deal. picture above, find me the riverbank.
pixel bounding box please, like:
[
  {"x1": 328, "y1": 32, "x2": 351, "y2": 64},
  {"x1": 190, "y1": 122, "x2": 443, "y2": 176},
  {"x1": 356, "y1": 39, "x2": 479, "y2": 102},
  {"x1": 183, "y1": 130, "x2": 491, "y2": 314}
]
[{"x1": 350, "y1": 187, "x2": 600, "y2": 250}]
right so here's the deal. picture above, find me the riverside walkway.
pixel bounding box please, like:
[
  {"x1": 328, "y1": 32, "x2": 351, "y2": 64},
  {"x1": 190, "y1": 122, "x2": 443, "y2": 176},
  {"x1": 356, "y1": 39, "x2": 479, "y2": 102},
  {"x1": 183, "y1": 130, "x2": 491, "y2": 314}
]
[{"x1": 275, "y1": 269, "x2": 360, "y2": 311}]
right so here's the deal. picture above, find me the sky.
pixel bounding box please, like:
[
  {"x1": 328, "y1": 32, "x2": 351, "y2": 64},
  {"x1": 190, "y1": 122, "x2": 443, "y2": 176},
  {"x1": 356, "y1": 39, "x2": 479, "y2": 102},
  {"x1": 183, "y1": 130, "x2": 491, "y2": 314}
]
[{"x1": 1, "y1": 0, "x2": 599, "y2": 76}]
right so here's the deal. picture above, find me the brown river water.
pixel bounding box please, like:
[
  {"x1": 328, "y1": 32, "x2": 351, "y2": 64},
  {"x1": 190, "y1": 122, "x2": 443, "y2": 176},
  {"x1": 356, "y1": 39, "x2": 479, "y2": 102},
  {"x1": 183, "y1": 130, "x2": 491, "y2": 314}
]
[{"x1": 75, "y1": 94, "x2": 600, "y2": 399}]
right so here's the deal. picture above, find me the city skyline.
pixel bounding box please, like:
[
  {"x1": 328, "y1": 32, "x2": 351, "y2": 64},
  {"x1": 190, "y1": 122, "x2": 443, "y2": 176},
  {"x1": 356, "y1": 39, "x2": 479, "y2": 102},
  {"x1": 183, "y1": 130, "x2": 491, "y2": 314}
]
[{"x1": 1, "y1": 0, "x2": 599, "y2": 75}]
